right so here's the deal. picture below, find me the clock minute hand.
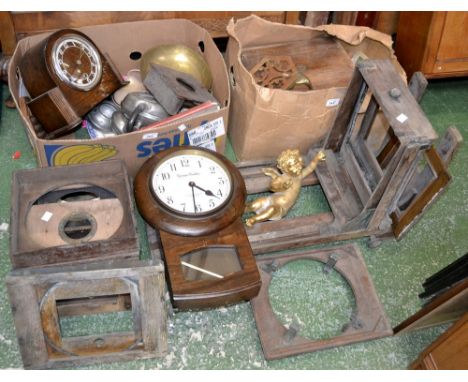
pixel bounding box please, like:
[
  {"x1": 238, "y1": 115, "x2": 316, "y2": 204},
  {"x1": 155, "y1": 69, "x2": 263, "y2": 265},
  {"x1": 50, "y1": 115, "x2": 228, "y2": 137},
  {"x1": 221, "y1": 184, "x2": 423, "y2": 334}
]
[
  {"x1": 189, "y1": 181, "x2": 219, "y2": 199},
  {"x1": 189, "y1": 182, "x2": 197, "y2": 212}
]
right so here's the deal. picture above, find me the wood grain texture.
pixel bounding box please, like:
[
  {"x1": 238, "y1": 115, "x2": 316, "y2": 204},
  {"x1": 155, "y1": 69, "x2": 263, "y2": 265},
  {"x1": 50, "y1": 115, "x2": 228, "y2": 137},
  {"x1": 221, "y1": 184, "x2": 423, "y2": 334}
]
[
  {"x1": 6, "y1": 11, "x2": 299, "y2": 41},
  {"x1": 409, "y1": 313, "x2": 468, "y2": 369},
  {"x1": 0, "y1": 11, "x2": 16, "y2": 54},
  {"x1": 18, "y1": 29, "x2": 124, "y2": 136},
  {"x1": 160, "y1": 218, "x2": 261, "y2": 310},
  {"x1": 10, "y1": 160, "x2": 140, "y2": 269},
  {"x1": 358, "y1": 59, "x2": 438, "y2": 144},
  {"x1": 396, "y1": 12, "x2": 468, "y2": 78},
  {"x1": 135, "y1": 146, "x2": 260, "y2": 310}
]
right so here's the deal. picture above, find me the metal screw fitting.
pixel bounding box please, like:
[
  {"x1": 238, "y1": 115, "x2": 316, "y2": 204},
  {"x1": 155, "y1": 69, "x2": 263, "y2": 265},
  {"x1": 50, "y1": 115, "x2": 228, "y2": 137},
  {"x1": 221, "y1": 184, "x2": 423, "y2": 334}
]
[{"x1": 389, "y1": 88, "x2": 402, "y2": 99}]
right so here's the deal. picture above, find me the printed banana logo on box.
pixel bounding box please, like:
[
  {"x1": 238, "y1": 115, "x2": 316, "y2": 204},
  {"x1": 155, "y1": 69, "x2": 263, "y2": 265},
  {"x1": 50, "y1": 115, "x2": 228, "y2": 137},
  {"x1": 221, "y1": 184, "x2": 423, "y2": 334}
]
[{"x1": 45, "y1": 144, "x2": 118, "y2": 166}]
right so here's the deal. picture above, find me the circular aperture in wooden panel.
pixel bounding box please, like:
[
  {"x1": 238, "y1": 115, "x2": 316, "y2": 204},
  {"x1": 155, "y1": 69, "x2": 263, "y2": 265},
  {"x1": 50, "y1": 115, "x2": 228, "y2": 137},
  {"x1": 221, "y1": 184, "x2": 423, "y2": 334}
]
[
  {"x1": 24, "y1": 185, "x2": 124, "y2": 249},
  {"x1": 268, "y1": 259, "x2": 356, "y2": 340}
]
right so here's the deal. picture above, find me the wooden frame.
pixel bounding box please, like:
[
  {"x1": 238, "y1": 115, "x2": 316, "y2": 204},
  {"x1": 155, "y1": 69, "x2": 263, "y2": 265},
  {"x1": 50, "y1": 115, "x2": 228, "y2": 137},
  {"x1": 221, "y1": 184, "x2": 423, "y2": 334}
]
[
  {"x1": 6, "y1": 256, "x2": 168, "y2": 369},
  {"x1": 250, "y1": 244, "x2": 392, "y2": 360},
  {"x1": 10, "y1": 160, "x2": 140, "y2": 268},
  {"x1": 237, "y1": 60, "x2": 460, "y2": 255}
]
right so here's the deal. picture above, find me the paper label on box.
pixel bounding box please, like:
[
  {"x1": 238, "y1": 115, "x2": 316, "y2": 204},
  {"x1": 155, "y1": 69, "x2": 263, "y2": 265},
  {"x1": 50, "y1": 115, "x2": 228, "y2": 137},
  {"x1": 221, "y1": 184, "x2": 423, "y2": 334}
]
[
  {"x1": 142, "y1": 132, "x2": 159, "y2": 140},
  {"x1": 41, "y1": 211, "x2": 53, "y2": 222},
  {"x1": 18, "y1": 77, "x2": 31, "y2": 98},
  {"x1": 396, "y1": 113, "x2": 408, "y2": 123},
  {"x1": 326, "y1": 98, "x2": 340, "y2": 107},
  {"x1": 187, "y1": 117, "x2": 225, "y2": 147},
  {"x1": 198, "y1": 140, "x2": 217, "y2": 152}
]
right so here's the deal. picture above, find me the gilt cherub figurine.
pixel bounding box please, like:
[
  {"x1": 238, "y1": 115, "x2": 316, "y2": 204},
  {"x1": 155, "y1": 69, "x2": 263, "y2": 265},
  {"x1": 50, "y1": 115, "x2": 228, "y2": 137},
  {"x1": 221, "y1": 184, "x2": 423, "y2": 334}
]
[{"x1": 245, "y1": 149, "x2": 326, "y2": 227}]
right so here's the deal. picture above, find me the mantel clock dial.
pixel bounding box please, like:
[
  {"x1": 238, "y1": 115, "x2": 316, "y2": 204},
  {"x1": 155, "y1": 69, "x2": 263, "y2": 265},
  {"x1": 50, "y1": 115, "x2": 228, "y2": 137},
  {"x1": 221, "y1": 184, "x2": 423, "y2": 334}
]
[
  {"x1": 51, "y1": 34, "x2": 103, "y2": 91},
  {"x1": 135, "y1": 146, "x2": 261, "y2": 310}
]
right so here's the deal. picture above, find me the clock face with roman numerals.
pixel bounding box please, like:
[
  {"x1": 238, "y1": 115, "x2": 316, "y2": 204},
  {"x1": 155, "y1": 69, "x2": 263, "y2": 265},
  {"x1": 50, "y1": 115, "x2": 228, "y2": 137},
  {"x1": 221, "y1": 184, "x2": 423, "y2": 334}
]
[
  {"x1": 51, "y1": 34, "x2": 102, "y2": 91},
  {"x1": 151, "y1": 150, "x2": 233, "y2": 216}
]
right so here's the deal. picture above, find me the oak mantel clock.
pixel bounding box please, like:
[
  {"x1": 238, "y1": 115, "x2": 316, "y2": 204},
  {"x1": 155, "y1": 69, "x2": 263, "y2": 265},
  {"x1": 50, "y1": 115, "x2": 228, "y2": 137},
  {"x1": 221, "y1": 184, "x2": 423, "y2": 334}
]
[
  {"x1": 134, "y1": 146, "x2": 261, "y2": 310},
  {"x1": 18, "y1": 29, "x2": 125, "y2": 138}
]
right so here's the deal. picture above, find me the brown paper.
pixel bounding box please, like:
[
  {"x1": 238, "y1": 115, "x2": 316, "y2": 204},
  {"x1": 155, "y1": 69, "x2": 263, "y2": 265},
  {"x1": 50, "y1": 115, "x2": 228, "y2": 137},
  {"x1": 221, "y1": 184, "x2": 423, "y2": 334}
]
[{"x1": 226, "y1": 15, "x2": 405, "y2": 161}]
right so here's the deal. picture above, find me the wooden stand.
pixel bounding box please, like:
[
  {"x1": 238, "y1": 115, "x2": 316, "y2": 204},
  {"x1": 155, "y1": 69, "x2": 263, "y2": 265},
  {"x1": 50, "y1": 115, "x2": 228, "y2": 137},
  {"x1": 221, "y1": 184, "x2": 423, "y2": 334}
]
[
  {"x1": 7, "y1": 160, "x2": 169, "y2": 369},
  {"x1": 239, "y1": 60, "x2": 461, "y2": 254}
]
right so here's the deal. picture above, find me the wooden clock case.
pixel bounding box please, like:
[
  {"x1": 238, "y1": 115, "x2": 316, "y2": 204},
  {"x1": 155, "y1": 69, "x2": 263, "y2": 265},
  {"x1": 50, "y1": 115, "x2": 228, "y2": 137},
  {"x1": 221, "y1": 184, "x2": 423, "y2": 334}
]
[
  {"x1": 17, "y1": 29, "x2": 125, "y2": 138},
  {"x1": 135, "y1": 146, "x2": 261, "y2": 310}
]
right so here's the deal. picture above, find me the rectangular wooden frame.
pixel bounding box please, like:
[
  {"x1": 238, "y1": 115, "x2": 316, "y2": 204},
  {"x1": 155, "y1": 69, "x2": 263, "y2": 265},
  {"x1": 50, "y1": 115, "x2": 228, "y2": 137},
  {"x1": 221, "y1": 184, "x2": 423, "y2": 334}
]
[{"x1": 6, "y1": 257, "x2": 167, "y2": 369}]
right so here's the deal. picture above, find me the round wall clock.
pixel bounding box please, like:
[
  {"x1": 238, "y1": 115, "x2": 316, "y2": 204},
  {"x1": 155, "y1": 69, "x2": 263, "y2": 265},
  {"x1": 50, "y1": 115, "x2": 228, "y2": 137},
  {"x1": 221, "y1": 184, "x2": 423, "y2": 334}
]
[{"x1": 134, "y1": 146, "x2": 261, "y2": 310}]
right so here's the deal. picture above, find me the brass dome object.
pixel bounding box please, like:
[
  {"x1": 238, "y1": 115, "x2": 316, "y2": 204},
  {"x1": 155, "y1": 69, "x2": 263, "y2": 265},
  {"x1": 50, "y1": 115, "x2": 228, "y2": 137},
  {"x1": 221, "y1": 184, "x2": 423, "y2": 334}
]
[{"x1": 140, "y1": 44, "x2": 213, "y2": 90}]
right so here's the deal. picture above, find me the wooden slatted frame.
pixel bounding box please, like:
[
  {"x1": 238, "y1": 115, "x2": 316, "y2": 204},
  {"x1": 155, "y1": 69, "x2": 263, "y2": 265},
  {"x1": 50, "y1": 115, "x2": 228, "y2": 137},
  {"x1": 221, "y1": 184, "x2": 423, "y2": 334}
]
[{"x1": 241, "y1": 61, "x2": 454, "y2": 254}]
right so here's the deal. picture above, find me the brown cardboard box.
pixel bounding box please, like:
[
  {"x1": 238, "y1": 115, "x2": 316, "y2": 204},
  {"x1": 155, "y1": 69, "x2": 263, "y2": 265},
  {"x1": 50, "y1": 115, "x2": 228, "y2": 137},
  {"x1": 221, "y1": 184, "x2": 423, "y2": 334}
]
[
  {"x1": 8, "y1": 19, "x2": 230, "y2": 177},
  {"x1": 226, "y1": 15, "x2": 405, "y2": 161}
]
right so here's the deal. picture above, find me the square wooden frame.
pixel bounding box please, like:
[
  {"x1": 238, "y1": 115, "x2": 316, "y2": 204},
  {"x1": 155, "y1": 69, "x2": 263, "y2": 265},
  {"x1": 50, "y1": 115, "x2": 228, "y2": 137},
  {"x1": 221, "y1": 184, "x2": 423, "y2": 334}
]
[
  {"x1": 6, "y1": 257, "x2": 167, "y2": 369},
  {"x1": 250, "y1": 244, "x2": 392, "y2": 360},
  {"x1": 10, "y1": 159, "x2": 140, "y2": 269}
]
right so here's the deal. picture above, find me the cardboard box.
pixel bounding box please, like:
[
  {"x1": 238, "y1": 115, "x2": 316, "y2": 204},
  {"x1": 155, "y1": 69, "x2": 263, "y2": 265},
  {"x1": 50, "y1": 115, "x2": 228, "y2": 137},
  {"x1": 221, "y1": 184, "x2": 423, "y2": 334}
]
[
  {"x1": 9, "y1": 19, "x2": 230, "y2": 177},
  {"x1": 225, "y1": 15, "x2": 405, "y2": 161}
]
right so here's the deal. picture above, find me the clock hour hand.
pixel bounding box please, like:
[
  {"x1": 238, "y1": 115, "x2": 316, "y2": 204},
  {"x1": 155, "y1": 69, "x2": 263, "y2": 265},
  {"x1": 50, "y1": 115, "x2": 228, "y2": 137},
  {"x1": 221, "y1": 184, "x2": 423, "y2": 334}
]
[{"x1": 188, "y1": 181, "x2": 219, "y2": 199}]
